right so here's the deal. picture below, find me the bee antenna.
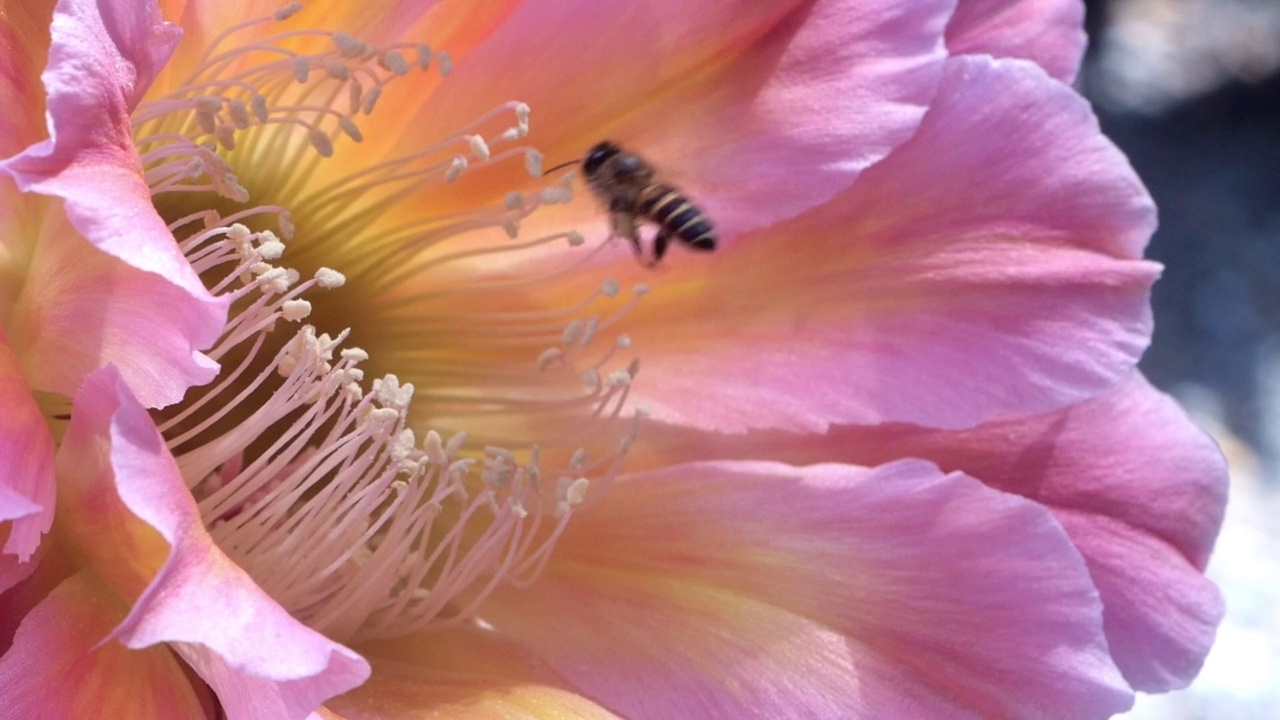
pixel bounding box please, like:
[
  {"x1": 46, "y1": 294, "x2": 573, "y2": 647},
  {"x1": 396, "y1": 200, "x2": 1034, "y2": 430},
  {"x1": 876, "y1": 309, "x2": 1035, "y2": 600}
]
[{"x1": 542, "y1": 158, "x2": 580, "y2": 176}]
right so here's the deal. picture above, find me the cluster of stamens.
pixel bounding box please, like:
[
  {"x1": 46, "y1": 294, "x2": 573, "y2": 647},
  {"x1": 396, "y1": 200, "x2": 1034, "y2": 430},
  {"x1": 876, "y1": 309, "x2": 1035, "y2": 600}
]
[{"x1": 131, "y1": 3, "x2": 650, "y2": 643}]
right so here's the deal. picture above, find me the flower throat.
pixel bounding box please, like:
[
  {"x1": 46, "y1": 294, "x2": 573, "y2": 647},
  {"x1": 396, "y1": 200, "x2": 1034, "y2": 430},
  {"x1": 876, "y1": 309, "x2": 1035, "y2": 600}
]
[{"x1": 138, "y1": 2, "x2": 649, "y2": 643}]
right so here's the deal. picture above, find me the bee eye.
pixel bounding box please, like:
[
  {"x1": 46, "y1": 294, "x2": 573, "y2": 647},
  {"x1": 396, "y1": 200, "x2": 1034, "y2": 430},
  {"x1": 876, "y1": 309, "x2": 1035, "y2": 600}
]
[
  {"x1": 614, "y1": 156, "x2": 643, "y2": 177},
  {"x1": 583, "y1": 150, "x2": 609, "y2": 173}
]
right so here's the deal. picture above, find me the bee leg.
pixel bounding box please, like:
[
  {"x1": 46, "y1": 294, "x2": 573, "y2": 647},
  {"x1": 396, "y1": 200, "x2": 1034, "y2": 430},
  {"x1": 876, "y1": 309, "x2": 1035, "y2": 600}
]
[
  {"x1": 611, "y1": 212, "x2": 645, "y2": 261},
  {"x1": 650, "y1": 228, "x2": 672, "y2": 266}
]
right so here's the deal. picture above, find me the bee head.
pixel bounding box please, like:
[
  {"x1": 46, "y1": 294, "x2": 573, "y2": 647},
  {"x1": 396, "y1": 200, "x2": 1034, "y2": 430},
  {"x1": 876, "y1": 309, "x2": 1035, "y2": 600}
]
[{"x1": 583, "y1": 141, "x2": 621, "y2": 175}]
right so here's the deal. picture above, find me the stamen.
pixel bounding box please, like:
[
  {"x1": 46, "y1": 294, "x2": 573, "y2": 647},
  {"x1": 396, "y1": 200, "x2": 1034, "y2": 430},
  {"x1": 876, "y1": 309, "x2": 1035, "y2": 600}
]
[{"x1": 132, "y1": 2, "x2": 652, "y2": 646}]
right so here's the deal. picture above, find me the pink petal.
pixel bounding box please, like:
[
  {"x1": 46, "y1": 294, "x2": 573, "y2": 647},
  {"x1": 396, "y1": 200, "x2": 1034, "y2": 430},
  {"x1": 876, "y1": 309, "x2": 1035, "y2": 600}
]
[
  {"x1": 8, "y1": 205, "x2": 219, "y2": 407},
  {"x1": 56, "y1": 367, "x2": 370, "y2": 719},
  {"x1": 0, "y1": 0, "x2": 228, "y2": 360},
  {"x1": 0, "y1": 337, "x2": 55, "y2": 561},
  {"x1": 479, "y1": 460, "x2": 1132, "y2": 719},
  {"x1": 947, "y1": 0, "x2": 1086, "y2": 81},
  {"x1": 623, "y1": 55, "x2": 1157, "y2": 432},
  {"x1": 818, "y1": 373, "x2": 1228, "y2": 692},
  {"x1": 0, "y1": 570, "x2": 212, "y2": 719},
  {"x1": 417, "y1": 0, "x2": 952, "y2": 239},
  {"x1": 663, "y1": 372, "x2": 1228, "y2": 693}
]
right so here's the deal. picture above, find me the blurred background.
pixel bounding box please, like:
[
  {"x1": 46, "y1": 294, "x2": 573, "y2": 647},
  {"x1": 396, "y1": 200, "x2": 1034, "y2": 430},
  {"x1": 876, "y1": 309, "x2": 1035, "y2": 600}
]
[{"x1": 1078, "y1": 0, "x2": 1280, "y2": 717}]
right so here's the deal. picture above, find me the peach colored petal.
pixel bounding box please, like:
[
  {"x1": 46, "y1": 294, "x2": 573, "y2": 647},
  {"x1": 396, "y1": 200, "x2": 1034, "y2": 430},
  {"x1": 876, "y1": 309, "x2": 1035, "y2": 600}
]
[
  {"x1": 947, "y1": 0, "x2": 1086, "y2": 81},
  {"x1": 56, "y1": 366, "x2": 370, "y2": 719},
  {"x1": 478, "y1": 460, "x2": 1132, "y2": 719},
  {"x1": 0, "y1": 336, "x2": 54, "y2": 561},
  {"x1": 327, "y1": 629, "x2": 620, "y2": 720},
  {"x1": 0, "y1": 0, "x2": 228, "y2": 365},
  {"x1": 612, "y1": 55, "x2": 1157, "y2": 433},
  {"x1": 0, "y1": 0, "x2": 56, "y2": 156},
  {"x1": 0, "y1": 570, "x2": 211, "y2": 720},
  {"x1": 385, "y1": 0, "x2": 952, "y2": 241}
]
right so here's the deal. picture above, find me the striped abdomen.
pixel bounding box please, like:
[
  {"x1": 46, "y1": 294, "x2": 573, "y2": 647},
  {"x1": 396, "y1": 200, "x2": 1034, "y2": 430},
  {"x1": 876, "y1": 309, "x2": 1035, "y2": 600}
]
[{"x1": 637, "y1": 183, "x2": 717, "y2": 251}]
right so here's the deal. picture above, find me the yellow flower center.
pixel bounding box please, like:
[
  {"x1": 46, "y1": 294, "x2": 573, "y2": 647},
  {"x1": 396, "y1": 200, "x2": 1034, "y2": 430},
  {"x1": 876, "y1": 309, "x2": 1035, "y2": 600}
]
[{"x1": 133, "y1": 2, "x2": 646, "y2": 643}]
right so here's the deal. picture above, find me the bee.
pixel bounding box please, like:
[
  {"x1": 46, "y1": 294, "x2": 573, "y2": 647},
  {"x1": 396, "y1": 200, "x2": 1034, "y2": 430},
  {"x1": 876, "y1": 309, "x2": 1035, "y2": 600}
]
[{"x1": 545, "y1": 141, "x2": 716, "y2": 266}]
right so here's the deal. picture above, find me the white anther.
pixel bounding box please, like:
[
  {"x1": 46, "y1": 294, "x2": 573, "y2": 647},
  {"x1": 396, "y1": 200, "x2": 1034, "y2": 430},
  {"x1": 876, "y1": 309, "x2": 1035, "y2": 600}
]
[
  {"x1": 339, "y1": 117, "x2": 363, "y2": 142},
  {"x1": 570, "y1": 449, "x2": 588, "y2": 471},
  {"x1": 562, "y1": 319, "x2": 583, "y2": 345},
  {"x1": 504, "y1": 191, "x2": 524, "y2": 210},
  {"x1": 185, "y1": 157, "x2": 204, "y2": 179},
  {"x1": 633, "y1": 283, "x2": 650, "y2": 296},
  {"x1": 566, "y1": 230, "x2": 585, "y2": 247},
  {"x1": 444, "y1": 156, "x2": 467, "y2": 183},
  {"x1": 510, "y1": 503, "x2": 528, "y2": 519},
  {"x1": 251, "y1": 94, "x2": 270, "y2": 123},
  {"x1": 502, "y1": 220, "x2": 519, "y2": 239},
  {"x1": 445, "y1": 431, "x2": 468, "y2": 456},
  {"x1": 333, "y1": 32, "x2": 365, "y2": 58},
  {"x1": 393, "y1": 429, "x2": 418, "y2": 460},
  {"x1": 368, "y1": 407, "x2": 400, "y2": 425},
  {"x1": 468, "y1": 135, "x2": 491, "y2": 161},
  {"x1": 616, "y1": 334, "x2": 632, "y2": 349},
  {"x1": 274, "y1": 2, "x2": 303, "y2": 21},
  {"x1": 315, "y1": 267, "x2": 346, "y2": 288},
  {"x1": 422, "y1": 430, "x2": 447, "y2": 465},
  {"x1": 373, "y1": 374, "x2": 414, "y2": 408},
  {"x1": 515, "y1": 102, "x2": 530, "y2": 129},
  {"x1": 257, "y1": 240, "x2": 286, "y2": 259},
  {"x1": 382, "y1": 51, "x2": 409, "y2": 75},
  {"x1": 195, "y1": 110, "x2": 217, "y2": 135},
  {"x1": 565, "y1": 477, "x2": 589, "y2": 506},
  {"x1": 524, "y1": 150, "x2": 544, "y2": 177},
  {"x1": 499, "y1": 128, "x2": 521, "y2": 142},
  {"x1": 281, "y1": 299, "x2": 312, "y2": 321},
  {"x1": 291, "y1": 56, "x2": 310, "y2": 83},
  {"x1": 601, "y1": 278, "x2": 620, "y2": 298},
  {"x1": 581, "y1": 368, "x2": 600, "y2": 389},
  {"x1": 580, "y1": 317, "x2": 599, "y2": 346},
  {"x1": 335, "y1": 367, "x2": 364, "y2": 384},
  {"x1": 194, "y1": 96, "x2": 222, "y2": 114},
  {"x1": 284, "y1": 268, "x2": 301, "y2": 287},
  {"x1": 539, "y1": 185, "x2": 572, "y2": 204},
  {"x1": 228, "y1": 223, "x2": 252, "y2": 242},
  {"x1": 228, "y1": 100, "x2": 251, "y2": 129},
  {"x1": 347, "y1": 79, "x2": 363, "y2": 114},
  {"x1": 447, "y1": 459, "x2": 473, "y2": 480},
  {"x1": 536, "y1": 347, "x2": 564, "y2": 370},
  {"x1": 437, "y1": 50, "x2": 453, "y2": 76},
  {"x1": 215, "y1": 124, "x2": 236, "y2": 150},
  {"x1": 341, "y1": 347, "x2": 369, "y2": 362},
  {"x1": 606, "y1": 369, "x2": 632, "y2": 387},
  {"x1": 257, "y1": 267, "x2": 290, "y2": 294},
  {"x1": 324, "y1": 59, "x2": 350, "y2": 80},
  {"x1": 636, "y1": 404, "x2": 652, "y2": 417},
  {"x1": 308, "y1": 129, "x2": 334, "y2": 157},
  {"x1": 362, "y1": 86, "x2": 382, "y2": 115},
  {"x1": 415, "y1": 44, "x2": 432, "y2": 70}
]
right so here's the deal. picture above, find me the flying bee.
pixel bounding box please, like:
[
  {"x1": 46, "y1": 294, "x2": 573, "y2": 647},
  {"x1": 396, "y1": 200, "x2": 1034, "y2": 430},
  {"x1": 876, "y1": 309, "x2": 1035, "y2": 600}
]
[{"x1": 545, "y1": 141, "x2": 716, "y2": 266}]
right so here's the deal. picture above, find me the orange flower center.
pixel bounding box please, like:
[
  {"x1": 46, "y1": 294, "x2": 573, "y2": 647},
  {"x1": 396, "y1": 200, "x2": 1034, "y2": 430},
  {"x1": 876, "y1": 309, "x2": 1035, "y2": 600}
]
[{"x1": 132, "y1": 1, "x2": 647, "y2": 643}]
